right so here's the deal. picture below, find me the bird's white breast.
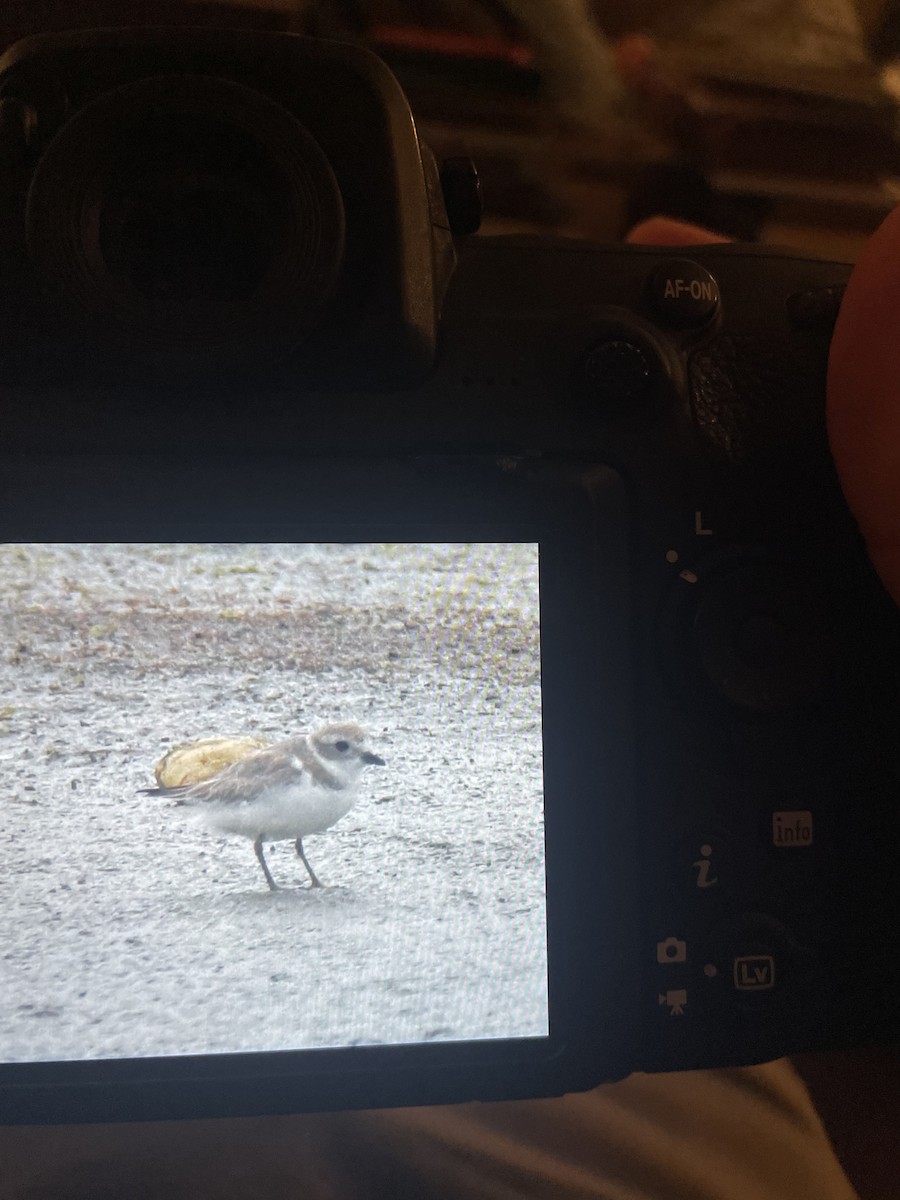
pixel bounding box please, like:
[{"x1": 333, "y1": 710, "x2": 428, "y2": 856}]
[{"x1": 205, "y1": 776, "x2": 359, "y2": 841}]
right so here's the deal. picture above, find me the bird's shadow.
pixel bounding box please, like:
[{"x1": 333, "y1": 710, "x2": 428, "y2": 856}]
[
  {"x1": 235, "y1": 883, "x2": 356, "y2": 909},
  {"x1": 169, "y1": 883, "x2": 358, "y2": 921}
]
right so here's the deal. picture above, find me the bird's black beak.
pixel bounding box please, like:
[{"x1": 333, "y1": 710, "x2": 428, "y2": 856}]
[{"x1": 363, "y1": 752, "x2": 385, "y2": 766}]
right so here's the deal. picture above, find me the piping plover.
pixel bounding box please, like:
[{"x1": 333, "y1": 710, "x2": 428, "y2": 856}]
[{"x1": 143, "y1": 723, "x2": 385, "y2": 890}]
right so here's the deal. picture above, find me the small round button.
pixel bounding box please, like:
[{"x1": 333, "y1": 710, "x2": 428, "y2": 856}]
[
  {"x1": 440, "y1": 157, "x2": 482, "y2": 235},
  {"x1": 693, "y1": 563, "x2": 832, "y2": 712},
  {"x1": 733, "y1": 613, "x2": 788, "y2": 669},
  {"x1": 786, "y1": 285, "x2": 845, "y2": 333},
  {"x1": 649, "y1": 259, "x2": 720, "y2": 329},
  {"x1": 581, "y1": 339, "x2": 655, "y2": 407},
  {"x1": 707, "y1": 911, "x2": 819, "y2": 1010}
]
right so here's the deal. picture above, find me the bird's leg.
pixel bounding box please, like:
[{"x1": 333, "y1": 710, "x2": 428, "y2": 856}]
[
  {"x1": 254, "y1": 835, "x2": 279, "y2": 891},
  {"x1": 295, "y1": 838, "x2": 322, "y2": 888}
]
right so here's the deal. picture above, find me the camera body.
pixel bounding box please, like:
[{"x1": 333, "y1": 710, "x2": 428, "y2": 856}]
[
  {"x1": 1, "y1": 29, "x2": 899, "y2": 1125},
  {"x1": 0, "y1": 28, "x2": 454, "y2": 387}
]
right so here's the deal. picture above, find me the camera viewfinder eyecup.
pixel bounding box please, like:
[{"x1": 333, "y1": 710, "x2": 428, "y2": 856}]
[{"x1": 25, "y1": 73, "x2": 346, "y2": 374}]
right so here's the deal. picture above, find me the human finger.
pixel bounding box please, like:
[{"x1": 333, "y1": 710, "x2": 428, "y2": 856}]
[
  {"x1": 827, "y1": 204, "x2": 900, "y2": 603},
  {"x1": 624, "y1": 217, "x2": 730, "y2": 246}
]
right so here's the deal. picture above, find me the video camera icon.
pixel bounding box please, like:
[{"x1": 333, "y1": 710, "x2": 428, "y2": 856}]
[{"x1": 658, "y1": 989, "x2": 688, "y2": 1016}]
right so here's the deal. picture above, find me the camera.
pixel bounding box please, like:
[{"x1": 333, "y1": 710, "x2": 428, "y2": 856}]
[{"x1": 1, "y1": 28, "x2": 899, "y2": 1126}]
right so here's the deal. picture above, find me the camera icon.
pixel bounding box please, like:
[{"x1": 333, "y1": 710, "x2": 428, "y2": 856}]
[{"x1": 656, "y1": 937, "x2": 687, "y2": 964}]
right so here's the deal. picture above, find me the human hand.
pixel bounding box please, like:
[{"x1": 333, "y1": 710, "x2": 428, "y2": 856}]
[{"x1": 627, "y1": 214, "x2": 900, "y2": 604}]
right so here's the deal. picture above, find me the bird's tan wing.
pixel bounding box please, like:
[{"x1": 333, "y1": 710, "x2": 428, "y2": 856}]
[
  {"x1": 180, "y1": 737, "x2": 333, "y2": 806},
  {"x1": 154, "y1": 735, "x2": 270, "y2": 788}
]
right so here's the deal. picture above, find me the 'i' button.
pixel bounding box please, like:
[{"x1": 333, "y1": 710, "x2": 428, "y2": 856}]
[{"x1": 649, "y1": 259, "x2": 720, "y2": 329}]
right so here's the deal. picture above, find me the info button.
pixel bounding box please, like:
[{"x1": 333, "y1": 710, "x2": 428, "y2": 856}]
[
  {"x1": 649, "y1": 260, "x2": 720, "y2": 330},
  {"x1": 772, "y1": 810, "x2": 814, "y2": 849}
]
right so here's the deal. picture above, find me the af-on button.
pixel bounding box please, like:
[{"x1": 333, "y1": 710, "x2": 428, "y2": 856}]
[{"x1": 649, "y1": 260, "x2": 720, "y2": 329}]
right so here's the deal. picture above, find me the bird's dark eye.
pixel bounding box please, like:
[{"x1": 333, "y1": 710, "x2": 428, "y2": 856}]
[{"x1": 335, "y1": 740, "x2": 349, "y2": 753}]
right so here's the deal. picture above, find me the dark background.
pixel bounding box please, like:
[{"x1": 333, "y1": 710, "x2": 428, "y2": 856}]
[{"x1": 4, "y1": 0, "x2": 900, "y2": 257}]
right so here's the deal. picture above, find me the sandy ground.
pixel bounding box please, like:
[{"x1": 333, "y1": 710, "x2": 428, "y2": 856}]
[{"x1": 0, "y1": 542, "x2": 546, "y2": 1062}]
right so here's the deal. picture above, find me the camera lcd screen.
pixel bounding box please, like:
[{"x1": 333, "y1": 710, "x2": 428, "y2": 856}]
[{"x1": 0, "y1": 542, "x2": 547, "y2": 1065}]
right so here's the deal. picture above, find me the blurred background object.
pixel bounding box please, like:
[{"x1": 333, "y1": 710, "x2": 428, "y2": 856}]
[{"x1": 3, "y1": 1, "x2": 900, "y2": 256}]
